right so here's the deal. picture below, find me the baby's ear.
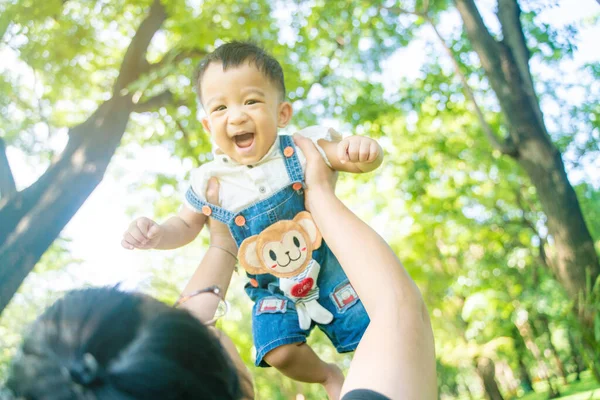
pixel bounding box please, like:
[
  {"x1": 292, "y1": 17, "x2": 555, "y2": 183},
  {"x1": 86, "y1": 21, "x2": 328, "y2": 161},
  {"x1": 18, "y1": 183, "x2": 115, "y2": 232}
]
[
  {"x1": 201, "y1": 116, "x2": 212, "y2": 134},
  {"x1": 294, "y1": 211, "x2": 322, "y2": 249},
  {"x1": 277, "y1": 101, "x2": 293, "y2": 128},
  {"x1": 238, "y1": 235, "x2": 265, "y2": 275}
]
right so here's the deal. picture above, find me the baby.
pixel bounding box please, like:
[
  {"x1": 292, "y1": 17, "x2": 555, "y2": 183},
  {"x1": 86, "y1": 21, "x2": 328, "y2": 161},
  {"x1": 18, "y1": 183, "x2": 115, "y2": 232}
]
[{"x1": 122, "y1": 42, "x2": 383, "y2": 399}]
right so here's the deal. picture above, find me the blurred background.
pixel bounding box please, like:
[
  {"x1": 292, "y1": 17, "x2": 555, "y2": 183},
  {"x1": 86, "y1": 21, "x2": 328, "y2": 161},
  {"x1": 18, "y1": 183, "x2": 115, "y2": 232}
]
[{"x1": 0, "y1": 0, "x2": 599, "y2": 398}]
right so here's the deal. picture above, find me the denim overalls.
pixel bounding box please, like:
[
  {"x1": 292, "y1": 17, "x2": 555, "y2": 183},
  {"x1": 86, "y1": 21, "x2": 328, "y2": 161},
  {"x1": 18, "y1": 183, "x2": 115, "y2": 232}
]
[{"x1": 186, "y1": 135, "x2": 370, "y2": 367}]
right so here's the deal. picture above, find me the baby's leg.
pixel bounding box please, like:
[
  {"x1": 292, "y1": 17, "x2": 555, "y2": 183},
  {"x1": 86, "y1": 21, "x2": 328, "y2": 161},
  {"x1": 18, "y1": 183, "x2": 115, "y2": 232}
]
[{"x1": 264, "y1": 342, "x2": 344, "y2": 399}]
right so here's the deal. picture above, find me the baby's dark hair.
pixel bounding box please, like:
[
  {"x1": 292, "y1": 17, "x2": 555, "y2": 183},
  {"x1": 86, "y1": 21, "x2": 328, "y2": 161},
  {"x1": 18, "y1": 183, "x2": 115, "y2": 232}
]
[
  {"x1": 5, "y1": 287, "x2": 242, "y2": 400},
  {"x1": 194, "y1": 41, "x2": 286, "y2": 103}
]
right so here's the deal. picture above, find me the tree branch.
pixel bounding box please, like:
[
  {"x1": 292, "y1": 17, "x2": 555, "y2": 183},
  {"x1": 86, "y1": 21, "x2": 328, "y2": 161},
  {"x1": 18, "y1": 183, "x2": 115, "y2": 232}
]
[
  {"x1": 113, "y1": 0, "x2": 167, "y2": 94},
  {"x1": 385, "y1": 3, "x2": 517, "y2": 155},
  {"x1": 174, "y1": 118, "x2": 200, "y2": 166},
  {"x1": 497, "y1": 0, "x2": 532, "y2": 90},
  {"x1": 512, "y1": 188, "x2": 557, "y2": 271},
  {"x1": 142, "y1": 48, "x2": 208, "y2": 76},
  {"x1": 497, "y1": 0, "x2": 546, "y2": 133},
  {"x1": 384, "y1": 6, "x2": 422, "y2": 16},
  {"x1": 132, "y1": 90, "x2": 175, "y2": 112},
  {"x1": 426, "y1": 16, "x2": 517, "y2": 156},
  {"x1": 0, "y1": 138, "x2": 17, "y2": 198},
  {"x1": 453, "y1": 0, "x2": 505, "y2": 86},
  {"x1": 296, "y1": 42, "x2": 341, "y2": 102}
]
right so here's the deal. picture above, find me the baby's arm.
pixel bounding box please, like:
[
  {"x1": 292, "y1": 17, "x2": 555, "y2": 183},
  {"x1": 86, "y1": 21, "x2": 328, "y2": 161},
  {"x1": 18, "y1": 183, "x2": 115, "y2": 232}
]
[
  {"x1": 121, "y1": 207, "x2": 207, "y2": 250},
  {"x1": 318, "y1": 134, "x2": 383, "y2": 174}
]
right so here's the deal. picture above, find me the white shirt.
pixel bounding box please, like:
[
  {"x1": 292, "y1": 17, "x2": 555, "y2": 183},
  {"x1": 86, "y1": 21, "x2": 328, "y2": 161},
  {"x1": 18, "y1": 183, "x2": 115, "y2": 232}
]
[{"x1": 185, "y1": 125, "x2": 341, "y2": 213}]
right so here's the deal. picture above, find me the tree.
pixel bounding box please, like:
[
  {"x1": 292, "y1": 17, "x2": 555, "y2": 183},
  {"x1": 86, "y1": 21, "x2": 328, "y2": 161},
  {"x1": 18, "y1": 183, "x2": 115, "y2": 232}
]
[
  {"x1": 0, "y1": 0, "x2": 169, "y2": 314},
  {"x1": 0, "y1": 0, "x2": 308, "y2": 315},
  {"x1": 378, "y1": 0, "x2": 600, "y2": 359},
  {"x1": 1, "y1": 1, "x2": 598, "y2": 395},
  {"x1": 453, "y1": 0, "x2": 599, "y2": 317}
]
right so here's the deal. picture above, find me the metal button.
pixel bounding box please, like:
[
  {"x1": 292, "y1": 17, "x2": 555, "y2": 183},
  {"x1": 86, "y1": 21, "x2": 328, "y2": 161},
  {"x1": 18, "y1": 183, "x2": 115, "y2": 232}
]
[{"x1": 259, "y1": 186, "x2": 266, "y2": 194}]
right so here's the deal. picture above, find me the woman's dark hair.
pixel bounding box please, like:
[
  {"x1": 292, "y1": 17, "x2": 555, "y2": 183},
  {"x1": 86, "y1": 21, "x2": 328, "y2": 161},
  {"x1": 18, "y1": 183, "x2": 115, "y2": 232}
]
[
  {"x1": 5, "y1": 287, "x2": 242, "y2": 399},
  {"x1": 194, "y1": 41, "x2": 286, "y2": 102}
]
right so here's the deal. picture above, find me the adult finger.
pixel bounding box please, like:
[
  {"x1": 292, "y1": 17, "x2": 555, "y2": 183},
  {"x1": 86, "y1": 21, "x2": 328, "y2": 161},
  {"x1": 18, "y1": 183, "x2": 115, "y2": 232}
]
[
  {"x1": 294, "y1": 133, "x2": 323, "y2": 161},
  {"x1": 206, "y1": 177, "x2": 221, "y2": 205}
]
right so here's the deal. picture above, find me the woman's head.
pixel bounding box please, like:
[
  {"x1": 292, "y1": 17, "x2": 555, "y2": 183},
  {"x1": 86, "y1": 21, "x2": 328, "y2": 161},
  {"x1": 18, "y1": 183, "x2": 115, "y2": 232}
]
[{"x1": 6, "y1": 287, "x2": 242, "y2": 399}]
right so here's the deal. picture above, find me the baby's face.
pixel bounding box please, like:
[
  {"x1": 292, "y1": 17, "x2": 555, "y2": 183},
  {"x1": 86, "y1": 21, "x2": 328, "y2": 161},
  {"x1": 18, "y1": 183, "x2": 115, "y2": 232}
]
[{"x1": 200, "y1": 62, "x2": 292, "y2": 165}]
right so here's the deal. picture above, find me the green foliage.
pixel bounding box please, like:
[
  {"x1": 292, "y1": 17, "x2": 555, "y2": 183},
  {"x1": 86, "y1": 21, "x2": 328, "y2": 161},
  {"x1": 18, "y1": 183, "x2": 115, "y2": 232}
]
[
  {"x1": 576, "y1": 183, "x2": 600, "y2": 244},
  {"x1": 1, "y1": 0, "x2": 598, "y2": 397},
  {"x1": 520, "y1": 371, "x2": 600, "y2": 400}
]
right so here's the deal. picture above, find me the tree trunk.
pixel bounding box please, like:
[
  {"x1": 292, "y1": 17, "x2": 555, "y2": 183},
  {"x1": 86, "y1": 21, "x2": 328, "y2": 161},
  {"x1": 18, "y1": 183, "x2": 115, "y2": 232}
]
[
  {"x1": 496, "y1": 360, "x2": 519, "y2": 398},
  {"x1": 453, "y1": 0, "x2": 599, "y2": 324},
  {"x1": 476, "y1": 357, "x2": 505, "y2": 400},
  {"x1": 511, "y1": 322, "x2": 535, "y2": 393},
  {"x1": 567, "y1": 329, "x2": 586, "y2": 381},
  {"x1": 518, "y1": 357, "x2": 534, "y2": 393},
  {"x1": 0, "y1": 138, "x2": 17, "y2": 198},
  {"x1": 0, "y1": 98, "x2": 132, "y2": 314},
  {"x1": 0, "y1": 0, "x2": 167, "y2": 316},
  {"x1": 536, "y1": 315, "x2": 568, "y2": 384},
  {"x1": 515, "y1": 320, "x2": 560, "y2": 397}
]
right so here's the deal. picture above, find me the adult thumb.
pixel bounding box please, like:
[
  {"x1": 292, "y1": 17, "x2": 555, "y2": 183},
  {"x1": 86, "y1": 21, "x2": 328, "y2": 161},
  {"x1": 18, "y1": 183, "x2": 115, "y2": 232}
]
[
  {"x1": 293, "y1": 133, "x2": 320, "y2": 161},
  {"x1": 206, "y1": 177, "x2": 221, "y2": 205}
]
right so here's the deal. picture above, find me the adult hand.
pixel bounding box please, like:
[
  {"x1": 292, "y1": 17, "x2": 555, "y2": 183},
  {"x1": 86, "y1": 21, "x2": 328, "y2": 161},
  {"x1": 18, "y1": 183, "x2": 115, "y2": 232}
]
[
  {"x1": 293, "y1": 133, "x2": 337, "y2": 212},
  {"x1": 205, "y1": 177, "x2": 237, "y2": 252}
]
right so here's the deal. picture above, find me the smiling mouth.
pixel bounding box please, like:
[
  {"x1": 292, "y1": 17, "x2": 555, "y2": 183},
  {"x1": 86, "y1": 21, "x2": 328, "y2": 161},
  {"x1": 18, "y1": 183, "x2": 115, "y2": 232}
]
[
  {"x1": 233, "y1": 132, "x2": 254, "y2": 148},
  {"x1": 277, "y1": 251, "x2": 302, "y2": 268}
]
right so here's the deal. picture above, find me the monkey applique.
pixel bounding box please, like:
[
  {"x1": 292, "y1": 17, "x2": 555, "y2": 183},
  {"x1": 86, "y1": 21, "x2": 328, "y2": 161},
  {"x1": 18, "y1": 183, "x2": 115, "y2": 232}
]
[{"x1": 238, "y1": 211, "x2": 334, "y2": 330}]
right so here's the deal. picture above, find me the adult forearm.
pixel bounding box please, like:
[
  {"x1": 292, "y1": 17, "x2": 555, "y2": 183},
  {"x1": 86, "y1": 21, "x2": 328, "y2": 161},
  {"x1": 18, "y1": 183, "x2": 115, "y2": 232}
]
[{"x1": 309, "y1": 188, "x2": 422, "y2": 315}]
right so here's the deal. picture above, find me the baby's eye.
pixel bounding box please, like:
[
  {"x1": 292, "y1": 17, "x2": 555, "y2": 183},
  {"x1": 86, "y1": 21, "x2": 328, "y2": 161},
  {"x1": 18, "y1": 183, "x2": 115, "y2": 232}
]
[
  {"x1": 212, "y1": 105, "x2": 226, "y2": 112},
  {"x1": 245, "y1": 99, "x2": 259, "y2": 105}
]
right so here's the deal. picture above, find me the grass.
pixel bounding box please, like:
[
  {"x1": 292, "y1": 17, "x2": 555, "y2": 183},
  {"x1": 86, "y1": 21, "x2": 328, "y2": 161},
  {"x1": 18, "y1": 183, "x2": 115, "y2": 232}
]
[{"x1": 519, "y1": 372, "x2": 600, "y2": 400}]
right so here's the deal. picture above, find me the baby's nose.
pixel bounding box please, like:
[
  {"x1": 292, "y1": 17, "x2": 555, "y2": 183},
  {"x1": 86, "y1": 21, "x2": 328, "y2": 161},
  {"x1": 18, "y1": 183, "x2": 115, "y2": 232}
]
[{"x1": 229, "y1": 108, "x2": 248, "y2": 124}]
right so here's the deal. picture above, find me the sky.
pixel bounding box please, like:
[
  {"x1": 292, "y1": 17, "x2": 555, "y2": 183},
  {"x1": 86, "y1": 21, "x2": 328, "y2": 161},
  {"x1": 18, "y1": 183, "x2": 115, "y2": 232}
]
[{"x1": 4, "y1": 0, "x2": 600, "y2": 299}]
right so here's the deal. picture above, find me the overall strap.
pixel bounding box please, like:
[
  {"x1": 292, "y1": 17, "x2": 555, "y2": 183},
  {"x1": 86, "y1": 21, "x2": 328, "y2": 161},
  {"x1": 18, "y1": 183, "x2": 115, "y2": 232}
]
[
  {"x1": 279, "y1": 135, "x2": 305, "y2": 187},
  {"x1": 185, "y1": 187, "x2": 235, "y2": 224}
]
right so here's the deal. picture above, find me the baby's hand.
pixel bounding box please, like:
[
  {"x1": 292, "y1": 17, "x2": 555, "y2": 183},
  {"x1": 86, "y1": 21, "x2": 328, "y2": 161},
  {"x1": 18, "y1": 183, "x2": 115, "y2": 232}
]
[
  {"x1": 337, "y1": 136, "x2": 381, "y2": 165},
  {"x1": 121, "y1": 217, "x2": 163, "y2": 250}
]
